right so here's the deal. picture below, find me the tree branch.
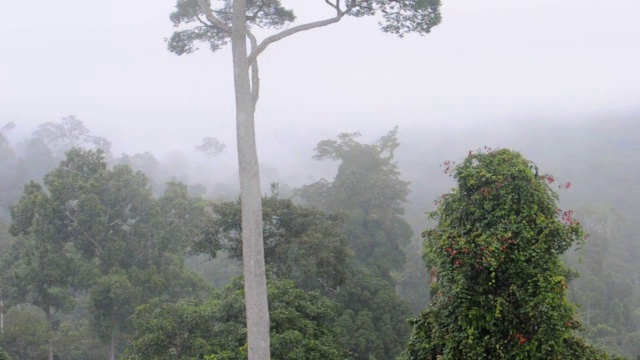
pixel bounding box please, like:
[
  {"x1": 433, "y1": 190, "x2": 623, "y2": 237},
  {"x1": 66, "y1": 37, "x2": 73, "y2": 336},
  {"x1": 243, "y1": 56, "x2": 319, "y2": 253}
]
[
  {"x1": 195, "y1": 0, "x2": 231, "y2": 33},
  {"x1": 65, "y1": 210, "x2": 103, "y2": 258},
  {"x1": 195, "y1": 14, "x2": 217, "y2": 30},
  {"x1": 248, "y1": 14, "x2": 345, "y2": 63},
  {"x1": 324, "y1": 0, "x2": 340, "y2": 13},
  {"x1": 247, "y1": 30, "x2": 260, "y2": 108}
]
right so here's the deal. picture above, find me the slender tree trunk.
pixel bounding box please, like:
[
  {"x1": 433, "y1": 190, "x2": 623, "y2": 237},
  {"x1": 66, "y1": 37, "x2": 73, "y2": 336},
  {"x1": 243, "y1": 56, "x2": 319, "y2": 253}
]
[
  {"x1": 46, "y1": 310, "x2": 54, "y2": 360},
  {"x1": 108, "y1": 334, "x2": 116, "y2": 360},
  {"x1": 48, "y1": 339, "x2": 54, "y2": 360},
  {"x1": 231, "y1": 1, "x2": 271, "y2": 359}
]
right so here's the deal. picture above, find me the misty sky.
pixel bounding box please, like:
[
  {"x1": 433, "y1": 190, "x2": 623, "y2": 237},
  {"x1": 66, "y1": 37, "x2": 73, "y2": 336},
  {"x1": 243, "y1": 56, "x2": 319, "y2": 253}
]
[{"x1": 1, "y1": 0, "x2": 639, "y2": 171}]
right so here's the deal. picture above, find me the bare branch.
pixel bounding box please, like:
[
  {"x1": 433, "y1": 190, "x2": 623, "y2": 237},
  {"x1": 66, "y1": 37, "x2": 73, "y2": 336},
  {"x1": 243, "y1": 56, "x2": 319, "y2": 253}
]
[
  {"x1": 195, "y1": 14, "x2": 217, "y2": 29},
  {"x1": 248, "y1": 14, "x2": 345, "y2": 63},
  {"x1": 65, "y1": 210, "x2": 103, "y2": 258},
  {"x1": 324, "y1": 0, "x2": 340, "y2": 13},
  {"x1": 195, "y1": 0, "x2": 231, "y2": 33},
  {"x1": 247, "y1": 30, "x2": 260, "y2": 107}
]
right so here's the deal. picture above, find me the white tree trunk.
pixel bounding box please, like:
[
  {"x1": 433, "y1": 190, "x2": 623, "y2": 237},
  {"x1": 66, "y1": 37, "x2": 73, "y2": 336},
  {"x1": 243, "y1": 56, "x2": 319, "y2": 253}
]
[{"x1": 231, "y1": 1, "x2": 271, "y2": 359}]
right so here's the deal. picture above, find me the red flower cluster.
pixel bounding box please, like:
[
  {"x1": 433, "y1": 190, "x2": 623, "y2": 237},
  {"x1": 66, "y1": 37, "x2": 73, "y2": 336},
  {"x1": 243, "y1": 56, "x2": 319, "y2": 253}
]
[
  {"x1": 558, "y1": 181, "x2": 572, "y2": 189},
  {"x1": 540, "y1": 174, "x2": 555, "y2": 184},
  {"x1": 441, "y1": 160, "x2": 456, "y2": 175},
  {"x1": 561, "y1": 210, "x2": 575, "y2": 225},
  {"x1": 433, "y1": 194, "x2": 447, "y2": 206},
  {"x1": 565, "y1": 320, "x2": 580, "y2": 329},
  {"x1": 445, "y1": 247, "x2": 457, "y2": 256}
]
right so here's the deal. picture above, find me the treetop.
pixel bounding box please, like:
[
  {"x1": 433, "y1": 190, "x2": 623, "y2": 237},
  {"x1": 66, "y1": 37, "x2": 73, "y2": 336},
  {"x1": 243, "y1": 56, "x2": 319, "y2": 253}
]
[{"x1": 168, "y1": 0, "x2": 442, "y2": 56}]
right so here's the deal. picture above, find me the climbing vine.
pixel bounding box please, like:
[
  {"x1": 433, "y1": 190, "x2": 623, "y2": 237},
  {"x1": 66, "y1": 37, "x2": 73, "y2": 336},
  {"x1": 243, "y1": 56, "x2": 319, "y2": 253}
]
[{"x1": 407, "y1": 148, "x2": 614, "y2": 360}]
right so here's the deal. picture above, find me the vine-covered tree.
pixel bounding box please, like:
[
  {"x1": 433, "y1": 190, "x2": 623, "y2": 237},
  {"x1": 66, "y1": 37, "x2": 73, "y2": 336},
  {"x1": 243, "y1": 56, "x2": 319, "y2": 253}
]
[
  {"x1": 167, "y1": 1, "x2": 442, "y2": 357},
  {"x1": 407, "y1": 148, "x2": 614, "y2": 360}
]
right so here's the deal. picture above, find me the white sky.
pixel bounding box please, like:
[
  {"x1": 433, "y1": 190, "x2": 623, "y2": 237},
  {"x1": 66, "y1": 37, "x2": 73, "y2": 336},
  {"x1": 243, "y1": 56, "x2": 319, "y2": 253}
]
[{"x1": 1, "y1": 0, "x2": 639, "y2": 168}]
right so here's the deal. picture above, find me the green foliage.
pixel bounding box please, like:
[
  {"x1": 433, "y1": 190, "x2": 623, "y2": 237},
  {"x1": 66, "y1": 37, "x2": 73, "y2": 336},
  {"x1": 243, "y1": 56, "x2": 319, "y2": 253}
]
[
  {"x1": 192, "y1": 181, "x2": 412, "y2": 359},
  {"x1": 0, "y1": 306, "x2": 49, "y2": 360},
  {"x1": 299, "y1": 128, "x2": 412, "y2": 280},
  {"x1": 185, "y1": 253, "x2": 242, "y2": 288},
  {"x1": 0, "y1": 348, "x2": 11, "y2": 360},
  {"x1": 52, "y1": 309, "x2": 106, "y2": 360},
  {"x1": 4, "y1": 148, "x2": 209, "y2": 358},
  {"x1": 333, "y1": 267, "x2": 413, "y2": 360},
  {"x1": 194, "y1": 193, "x2": 349, "y2": 293},
  {"x1": 32, "y1": 115, "x2": 111, "y2": 159},
  {"x1": 407, "y1": 148, "x2": 596, "y2": 359},
  {"x1": 0, "y1": 117, "x2": 111, "y2": 224},
  {"x1": 295, "y1": 129, "x2": 414, "y2": 359},
  {"x1": 1, "y1": 179, "x2": 92, "y2": 357},
  {"x1": 125, "y1": 277, "x2": 350, "y2": 360},
  {"x1": 393, "y1": 236, "x2": 431, "y2": 314},
  {"x1": 89, "y1": 269, "x2": 137, "y2": 344},
  {"x1": 565, "y1": 206, "x2": 640, "y2": 357}
]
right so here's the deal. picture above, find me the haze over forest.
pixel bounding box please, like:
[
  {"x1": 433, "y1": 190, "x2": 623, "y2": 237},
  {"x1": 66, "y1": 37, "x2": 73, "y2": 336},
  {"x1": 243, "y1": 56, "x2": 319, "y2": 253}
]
[{"x1": 1, "y1": 0, "x2": 639, "y2": 359}]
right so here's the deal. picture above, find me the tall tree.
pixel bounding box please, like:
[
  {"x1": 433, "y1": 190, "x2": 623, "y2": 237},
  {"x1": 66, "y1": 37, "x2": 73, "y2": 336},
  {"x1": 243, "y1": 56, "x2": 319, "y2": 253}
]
[
  {"x1": 33, "y1": 115, "x2": 111, "y2": 160},
  {"x1": 406, "y1": 148, "x2": 612, "y2": 360},
  {"x1": 295, "y1": 129, "x2": 414, "y2": 359},
  {"x1": 298, "y1": 128, "x2": 412, "y2": 280},
  {"x1": 167, "y1": 2, "x2": 442, "y2": 358}
]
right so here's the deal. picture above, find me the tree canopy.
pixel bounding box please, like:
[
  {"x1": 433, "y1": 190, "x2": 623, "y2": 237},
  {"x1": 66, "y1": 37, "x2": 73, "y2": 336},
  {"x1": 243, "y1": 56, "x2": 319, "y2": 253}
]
[
  {"x1": 168, "y1": 0, "x2": 442, "y2": 57},
  {"x1": 4, "y1": 148, "x2": 209, "y2": 360},
  {"x1": 298, "y1": 128, "x2": 412, "y2": 279},
  {"x1": 125, "y1": 276, "x2": 350, "y2": 360},
  {"x1": 193, "y1": 192, "x2": 350, "y2": 294}
]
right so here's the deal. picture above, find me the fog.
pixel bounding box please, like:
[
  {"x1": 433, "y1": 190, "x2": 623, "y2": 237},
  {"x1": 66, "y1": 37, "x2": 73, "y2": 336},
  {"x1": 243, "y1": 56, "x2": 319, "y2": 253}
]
[
  {"x1": 2, "y1": 1, "x2": 640, "y2": 358},
  {"x1": 2, "y1": 0, "x2": 639, "y2": 236},
  {"x1": 2, "y1": 0, "x2": 639, "y2": 234},
  {"x1": 2, "y1": 0, "x2": 639, "y2": 155}
]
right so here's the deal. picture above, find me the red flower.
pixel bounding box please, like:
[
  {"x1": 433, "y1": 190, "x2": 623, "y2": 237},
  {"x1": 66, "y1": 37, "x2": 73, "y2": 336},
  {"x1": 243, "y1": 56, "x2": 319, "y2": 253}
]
[{"x1": 515, "y1": 333, "x2": 527, "y2": 345}]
